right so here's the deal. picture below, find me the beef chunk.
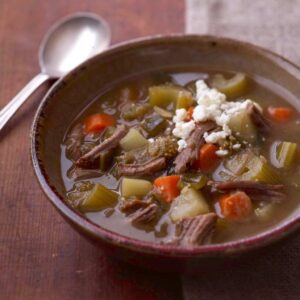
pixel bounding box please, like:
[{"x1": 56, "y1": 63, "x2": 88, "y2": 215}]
[
  {"x1": 208, "y1": 180, "x2": 286, "y2": 202},
  {"x1": 118, "y1": 157, "x2": 166, "y2": 177},
  {"x1": 174, "y1": 122, "x2": 217, "y2": 173},
  {"x1": 248, "y1": 103, "x2": 271, "y2": 136},
  {"x1": 76, "y1": 125, "x2": 127, "y2": 168},
  {"x1": 174, "y1": 213, "x2": 217, "y2": 246},
  {"x1": 131, "y1": 203, "x2": 159, "y2": 225}
]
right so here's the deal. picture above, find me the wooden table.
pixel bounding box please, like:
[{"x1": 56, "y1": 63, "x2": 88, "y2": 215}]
[{"x1": 1, "y1": 1, "x2": 300, "y2": 299}]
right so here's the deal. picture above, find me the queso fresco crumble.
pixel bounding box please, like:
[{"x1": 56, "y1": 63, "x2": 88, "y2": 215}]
[{"x1": 172, "y1": 79, "x2": 259, "y2": 156}]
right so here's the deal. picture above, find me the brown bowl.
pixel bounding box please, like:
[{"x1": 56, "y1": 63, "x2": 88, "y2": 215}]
[{"x1": 31, "y1": 35, "x2": 300, "y2": 272}]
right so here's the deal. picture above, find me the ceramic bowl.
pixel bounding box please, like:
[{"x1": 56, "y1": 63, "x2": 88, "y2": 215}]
[{"x1": 31, "y1": 35, "x2": 300, "y2": 272}]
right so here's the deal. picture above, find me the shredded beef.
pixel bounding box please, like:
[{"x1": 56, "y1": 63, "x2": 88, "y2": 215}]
[
  {"x1": 76, "y1": 125, "x2": 127, "y2": 168},
  {"x1": 248, "y1": 104, "x2": 271, "y2": 136},
  {"x1": 67, "y1": 166, "x2": 102, "y2": 180},
  {"x1": 174, "y1": 122, "x2": 217, "y2": 173},
  {"x1": 208, "y1": 180, "x2": 286, "y2": 202},
  {"x1": 173, "y1": 213, "x2": 217, "y2": 246},
  {"x1": 118, "y1": 157, "x2": 166, "y2": 177},
  {"x1": 65, "y1": 123, "x2": 84, "y2": 161},
  {"x1": 120, "y1": 198, "x2": 152, "y2": 213},
  {"x1": 131, "y1": 203, "x2": 159, "y2": 225}
]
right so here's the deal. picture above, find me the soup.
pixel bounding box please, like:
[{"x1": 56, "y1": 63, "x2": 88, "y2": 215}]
[{"x1": 60, "y1": 69, "x2": 300, "y2": 246}]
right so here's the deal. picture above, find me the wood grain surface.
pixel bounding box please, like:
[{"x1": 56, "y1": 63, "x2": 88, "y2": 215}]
[{"x1": 0, "y1": 1, "x2": 184, "y2": 299}]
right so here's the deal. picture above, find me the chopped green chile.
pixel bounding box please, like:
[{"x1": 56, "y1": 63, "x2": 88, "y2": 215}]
[
  {"x1": 67, "y1": 181, "x2": 94, "y2": 208},
  {"x1": 141, "y1": 114, "x2": 167, "y2": 136},
  {"x1": 214, "y1": 151, "x2": 280, "y2": 183},
  {"x1": 149, "y1": 85, "x2": 193, "y2": 110},
  {"x1": 175, "y1": 91, "x2": 194, "y2": 110},
  {"x1": 122, "y1": 103, "x2": 152, "y2": 121},
  {"x1": 80, "y1": 183, "x2": 118, "y2": 212},
  {"x1": 180, "y1": 172, "x2": 208, "y2": 190},
  {"x1": 241, "y1": 156, "x2": 279, "y2": 182},
  {"x1": 149, "y1": 85, "x2": 180, "y2": 107},
  {"x1": 270, "y1": 141, "x2": 298, "y2": 169},
  {"x1": 211, "y1": 73, "x2": 247, "y2": 97},
  {"x1": 228, "y1": 110, "x2": 257, "y2": 144},
  {"x1": 99, "y1": 150, "x2": 114, "y2": 171}
]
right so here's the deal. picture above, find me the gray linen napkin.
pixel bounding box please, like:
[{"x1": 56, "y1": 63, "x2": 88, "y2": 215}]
[
  {"x1": 186, "y1": 0, "x2": 300, "y2": 64},
  {"x1": 183, "y1": 1, "x2": 300, "y2": 299}
]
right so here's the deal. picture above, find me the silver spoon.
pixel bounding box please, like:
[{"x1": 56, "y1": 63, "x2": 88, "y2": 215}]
[{"x1": 0, "y1": 12, "x2": 111, "y2": 131}]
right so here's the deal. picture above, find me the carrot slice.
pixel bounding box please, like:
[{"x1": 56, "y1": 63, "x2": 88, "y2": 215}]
[
  {"x1": 84, "y1": 113, "x2": 115, "y2": 134},
  {"x1": 194, "y1": 143, "x2": 220, "y2": 173},
  {"x1": 267, "y1": 106, "x2": 294, "y2": 123},
  {"x1": 154, "y1": 175, "x2": 180, "y2": 203},
  {"x1": 185, "y1": 106, "x2": 195, "y2": 121},
  {"x1": 219, "y1": 191, "x2": 253, "y2": 220}
]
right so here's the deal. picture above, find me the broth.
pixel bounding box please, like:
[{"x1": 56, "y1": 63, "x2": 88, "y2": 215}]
[{"x1": 60, "y1": 68, "x2": 300, "y2": 245}]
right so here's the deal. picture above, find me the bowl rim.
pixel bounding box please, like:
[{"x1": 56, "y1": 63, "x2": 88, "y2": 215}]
[{"x1": 31, "y1": 34, "x2": 300, "y2": 257}]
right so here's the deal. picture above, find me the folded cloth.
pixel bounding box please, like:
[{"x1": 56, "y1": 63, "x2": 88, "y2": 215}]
[
  {"x1": 183, "y1": 1, "x2": 300, "y2": 299},
  {"x1": 186, "y1": 0, "x2": 300, "y2": 64}
]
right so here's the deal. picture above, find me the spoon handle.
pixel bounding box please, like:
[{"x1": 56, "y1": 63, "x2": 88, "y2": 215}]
[{"x1": 0, "y1": 73, "x2": 49, "y2": 131}]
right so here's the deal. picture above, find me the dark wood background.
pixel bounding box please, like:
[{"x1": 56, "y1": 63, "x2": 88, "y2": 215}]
[
  {"x1": 0, "y1": 1, "x2": 184, "y2": 299},
  {"x1": 1, "y1": 1, "x2": 300, "y2": 299}
]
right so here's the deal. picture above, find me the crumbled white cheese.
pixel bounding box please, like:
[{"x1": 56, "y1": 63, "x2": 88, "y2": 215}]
[
  {"x1": 172, "y1": 79, "x2": 256, "y2": 146},
  {"x1": 215, "y1": 113, "x2": 230, "y2": 127},
  {"x1": 204, "y1": 131, "x2": 229, "y2": 144},
  {"x1": 172, "y1": 120, "x2": 195, "y2": 139},
  {"x1": 232, "y1": 143, "x2": 241, "y2": 150},
  {"x1": 177, "y1": 139, "x2": 187, "y2": 152},
  {"x1": 220, "y1": 99, "x2": 252, "y2": 115},
  {"x1": 148, "y1": 138, "x2": 154, "y2": 143},
  {"x1": 173, "y1": 108, "x2": 187, "y2": 123},
  {"x1": 193, "y1": 103, "x2": 222, "y2": 123},
  {"x1": 215, "y1": 149, "x2": 229, "y2": 157},
  {"x1": 196, "y1": 80, "x2": 226, "y2": 106}
]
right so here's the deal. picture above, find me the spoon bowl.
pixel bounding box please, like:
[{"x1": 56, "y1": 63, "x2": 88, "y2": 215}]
[
  {"x1": 40, "y1": 13, "x2": 111, "y2": 77},
  {"x1": 0, "y1": 12, "x2": 111, "y2": 132}
]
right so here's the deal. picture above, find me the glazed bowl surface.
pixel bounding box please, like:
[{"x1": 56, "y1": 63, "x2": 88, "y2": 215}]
[{"x1": 31, "y1": 35, "x2": 300, "y2": 271}]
